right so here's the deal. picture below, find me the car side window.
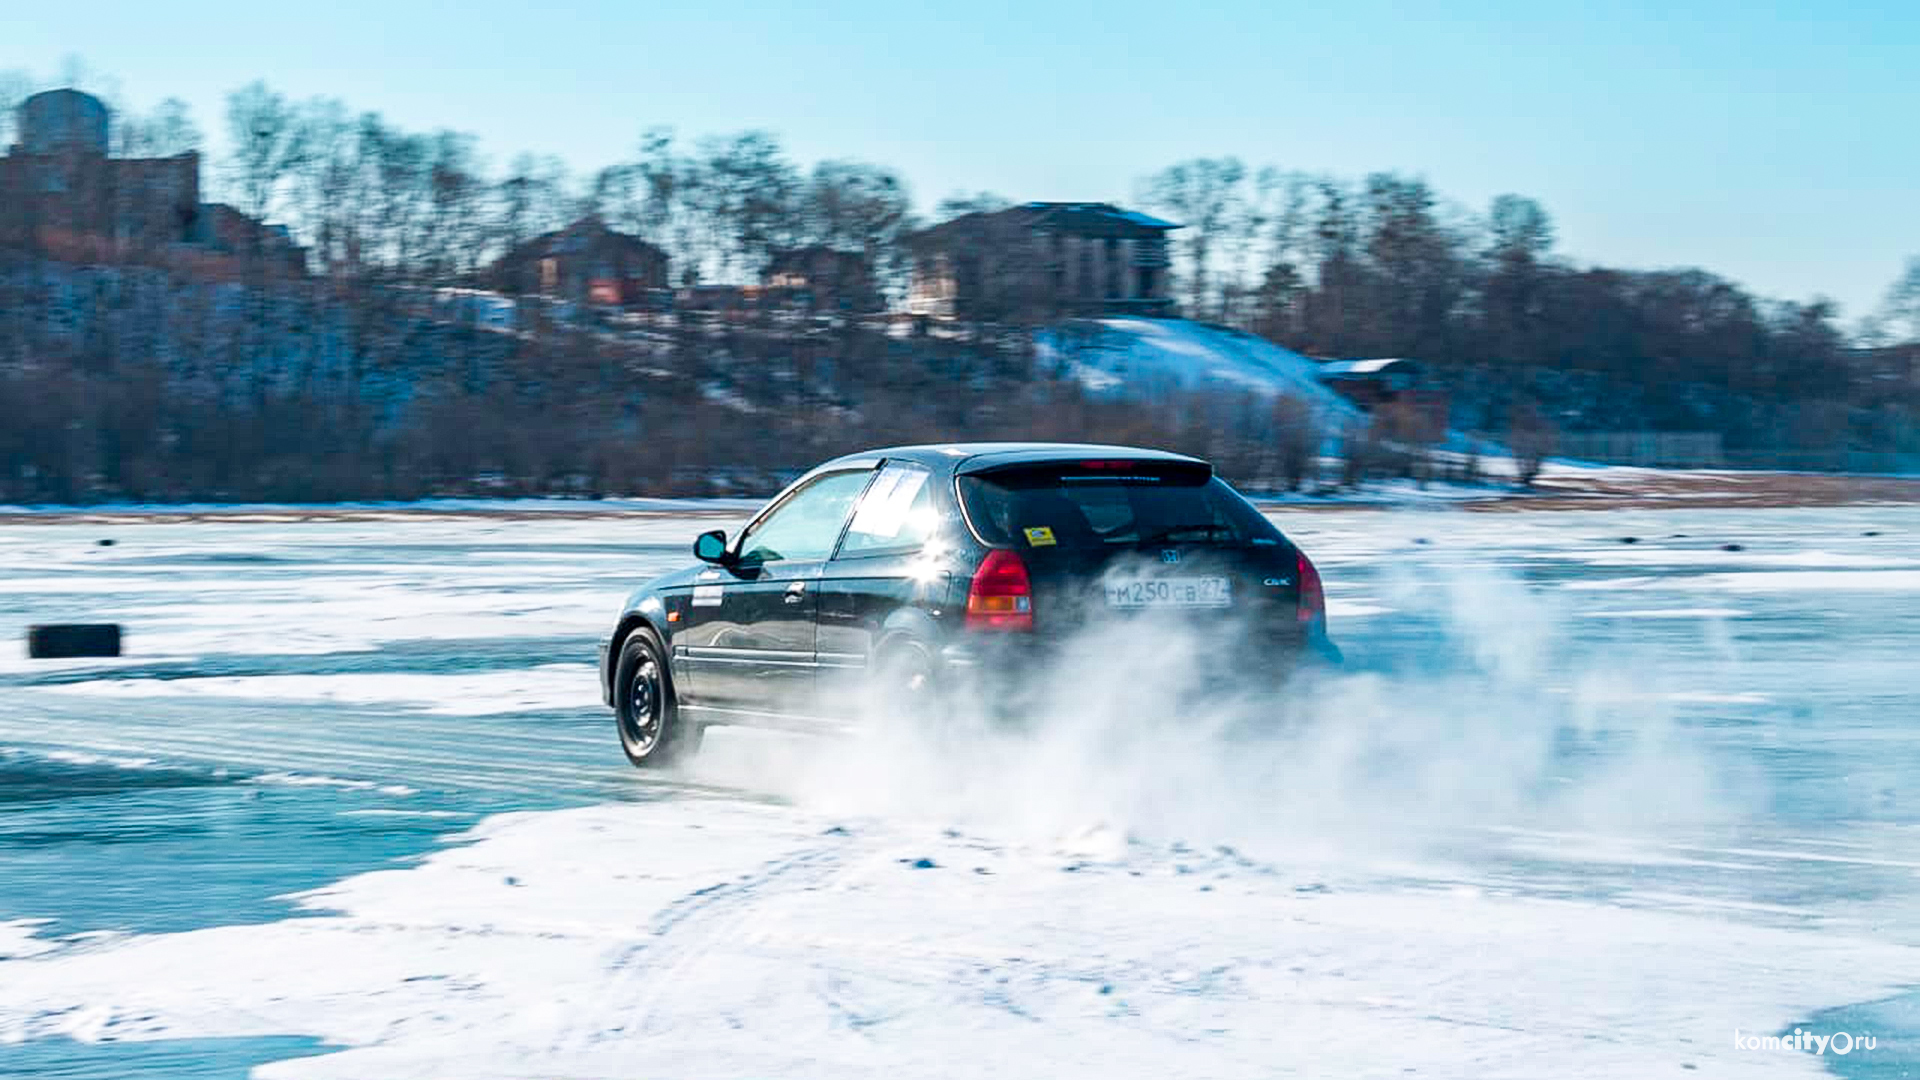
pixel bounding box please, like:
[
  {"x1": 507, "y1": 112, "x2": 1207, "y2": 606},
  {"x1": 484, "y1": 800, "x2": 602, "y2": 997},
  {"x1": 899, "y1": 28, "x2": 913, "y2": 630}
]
[
  {"x1": 838, "y1": 463, "x2": 935, "y2": 558},
  {"x1": 736, "y1": 470, "x2": 872, "y2": 564}
]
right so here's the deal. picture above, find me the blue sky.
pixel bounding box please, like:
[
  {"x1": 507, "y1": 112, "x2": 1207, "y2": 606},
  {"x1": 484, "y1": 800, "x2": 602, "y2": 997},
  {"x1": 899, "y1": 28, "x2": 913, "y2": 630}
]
[{"x1": 8, "y1": 0, "x2": 1915, "y2": 319}]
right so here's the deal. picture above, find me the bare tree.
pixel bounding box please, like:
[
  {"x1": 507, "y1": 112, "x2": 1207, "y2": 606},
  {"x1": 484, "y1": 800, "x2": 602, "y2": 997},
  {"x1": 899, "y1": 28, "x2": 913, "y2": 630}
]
[
  {"x1": 623, "y1": 128, "x2": 709, "y2": 283},
  {"x1": 1271, "y1": 395, "x2": 1321, "y2": 490},
  {"x1": 1139, "y1": 157, "x2": 1246, "y2": 320},
  {"x1": 1270, "y1": 172, "x2": 1312, "y2": 269},
  {"x1": 1480, "y1": 193, "x2": 1557, "y2": 369},
  {"x1": 1508, "y1": 399, "x2": 1557, "y2": 487},
  {"x1": 798, "y1": 160, "x2": 912, "y2": 298},
  {"x1": 1245, "y1": 172, "x2": 1313, "y2": 343},
  {"x1": 1361, "y1": 173, "x2": 1463, "y2": 357},
  {"x1": 1218, "y1": 166, "x2": 1284, "y2": 326},
  {"x1": 1303, "y1": 177, "x2": 1363, "y2": 353},
  {"x1": 800, "y1": 161, "x2": 908, "y2": 249},
  {"x1": 118, "y1": 97, "x2": 200, "y2": 157},
  {"x1": 0, "y1": 69, "x2": 32, "y2": 148},
  {"x1": 497, "y1": 153, "x2": 569, "y2": 262},
  {"x1": 367, "y1": 118, "x2": 432, "y2": 273},
  {"x1": 225, "y1": 82, "x2": 307, "y2": 226},
  {"x1": 1879, "y1": 257, "x2": 1920, "y2": 344},
  {"x1": 588, "y1": 159, "x2": 629, "y2": 216},
  {"x1": 700, "y1": 131, "x2": 798, "y2": 280},
  {"x1": 632, "y1": 128, "x2": 677, "y2": 240},
  {"x1": 291, "y1": 98, "x2": 359, "y2": 275},
  {"x1": 423, "y1": 130, "x2": 484, "y2": 280},
  {"x1": 1488, "y1": 194, "x2": 1555, "y2": 261}
]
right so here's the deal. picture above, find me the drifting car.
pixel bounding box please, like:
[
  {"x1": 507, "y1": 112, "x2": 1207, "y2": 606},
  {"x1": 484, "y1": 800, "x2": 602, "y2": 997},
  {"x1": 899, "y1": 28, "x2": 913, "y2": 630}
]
[{"x1": 599, "y1": 443, "x2": 1337, "y2": 767}]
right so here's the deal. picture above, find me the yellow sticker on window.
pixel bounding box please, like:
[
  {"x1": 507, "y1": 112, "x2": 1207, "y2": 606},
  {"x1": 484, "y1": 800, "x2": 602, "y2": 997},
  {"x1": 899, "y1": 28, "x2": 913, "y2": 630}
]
[{"x1": 1023, "y1": 526, "x2": 1057, "y2": 547}]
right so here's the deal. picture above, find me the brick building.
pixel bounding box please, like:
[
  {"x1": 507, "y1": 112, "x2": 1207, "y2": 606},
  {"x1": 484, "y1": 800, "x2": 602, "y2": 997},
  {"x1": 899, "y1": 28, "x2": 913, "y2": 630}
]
[
  {"x1": 1, "y1": 90, "x2": 199, "y2": 253},
  {"x1": 1, "y1": 88, "x2": 304, "y2": 276},
  {"x1": 191, "y1": 203, "x2": 308, "y2": 277},
  {"x1": 485, "y1": 217, "x2": 669, "y2": 308},
  {"x1": 762, "y1": 245, "x2": 880, "y2": 314},
  {"x1": 1317, "y1": 358, "x2": 1450, "y2": 443}
]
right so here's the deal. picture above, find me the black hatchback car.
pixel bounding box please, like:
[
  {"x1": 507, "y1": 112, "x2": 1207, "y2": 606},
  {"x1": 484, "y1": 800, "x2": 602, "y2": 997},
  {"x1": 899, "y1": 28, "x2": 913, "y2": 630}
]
[{"x1": 599, "y1": 443, "x2": 1337, "y2": 767}]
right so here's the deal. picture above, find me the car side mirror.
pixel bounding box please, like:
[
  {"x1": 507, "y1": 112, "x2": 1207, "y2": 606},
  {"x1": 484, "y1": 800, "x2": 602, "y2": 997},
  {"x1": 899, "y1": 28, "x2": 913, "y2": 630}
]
[{"x1": 693, "y1": 529, "x2": 732, "y2": 565}]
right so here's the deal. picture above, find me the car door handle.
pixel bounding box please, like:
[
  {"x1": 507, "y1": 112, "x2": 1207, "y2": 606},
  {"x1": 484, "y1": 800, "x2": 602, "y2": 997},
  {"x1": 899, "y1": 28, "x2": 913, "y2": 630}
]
[{"x1": 783, "y1": 582, "x2": 807, "y2": 604}]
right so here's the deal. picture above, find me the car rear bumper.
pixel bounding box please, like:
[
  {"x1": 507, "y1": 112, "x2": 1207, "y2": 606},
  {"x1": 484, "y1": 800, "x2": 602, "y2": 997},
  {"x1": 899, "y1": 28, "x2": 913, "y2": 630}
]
[{"x1": 936, "y1": 623, "x2": 1336, "y2": 688}]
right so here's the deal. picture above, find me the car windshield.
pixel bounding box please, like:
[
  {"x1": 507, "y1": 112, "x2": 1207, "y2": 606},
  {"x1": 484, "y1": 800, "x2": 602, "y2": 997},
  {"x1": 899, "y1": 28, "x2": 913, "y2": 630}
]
[{"x1": 958, "y1": 469, "x2": 1271, "y2": 549}]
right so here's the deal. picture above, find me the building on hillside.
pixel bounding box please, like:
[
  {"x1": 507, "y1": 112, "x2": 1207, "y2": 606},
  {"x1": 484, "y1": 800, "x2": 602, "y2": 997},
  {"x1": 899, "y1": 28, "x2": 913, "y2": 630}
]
[
  {"x1": 762, "y1": 245, "x2": 879, "y2": 314},
  {"x1": 1317, "y1": 357, "x2": 1450, "y2": 442},
  {"x1": 193, "y1": 203, "x2": 308, "y2": 277},
  {"x1": 1, "y1": 88, "x2": 304, "y2": 275},
  {"x1": 1317, "y1": 358, "x2": 1424, "y2": 407},
  {"x1": 674, "y1": 284, "x2": 776, "y2": 323},
  {"x1": 1, "y1": 89, "x2": 199, "y2": 254},
  {"x1": 485, "y1": 217, "x2": 669, "y2": 308},
  {"x1": 15, "y1": 88, "x2": 108, "y2": 155},
  {"x1": 905, "y1": 201, "x2": 1179, "y2": 321}
]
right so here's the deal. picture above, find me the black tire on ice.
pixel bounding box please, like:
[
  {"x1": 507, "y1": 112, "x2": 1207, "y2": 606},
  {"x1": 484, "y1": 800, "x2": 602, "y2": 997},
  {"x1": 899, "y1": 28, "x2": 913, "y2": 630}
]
[
  {"x1": 614, "y1": 627, "x2": 698, "y2": 768},
  {"x1": 871, "y1": 638, "x2": 948, "y2": 727}
]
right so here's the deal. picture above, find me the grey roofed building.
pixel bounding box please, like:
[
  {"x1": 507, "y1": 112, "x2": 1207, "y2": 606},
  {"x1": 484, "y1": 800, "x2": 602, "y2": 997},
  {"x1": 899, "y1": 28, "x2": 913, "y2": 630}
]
[{"x1": 905, "y1": 201, "x2": 1180, "y2": 321}]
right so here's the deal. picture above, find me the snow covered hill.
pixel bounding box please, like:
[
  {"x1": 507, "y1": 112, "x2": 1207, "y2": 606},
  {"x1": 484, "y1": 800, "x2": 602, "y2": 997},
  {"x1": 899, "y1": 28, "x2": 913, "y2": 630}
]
[{"x1": 1037, "y1": 318, "x2": 1361, "y2": 424}]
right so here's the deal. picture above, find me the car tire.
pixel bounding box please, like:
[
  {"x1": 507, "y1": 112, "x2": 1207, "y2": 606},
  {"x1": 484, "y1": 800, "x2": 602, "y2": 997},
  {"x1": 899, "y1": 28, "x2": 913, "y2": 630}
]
[
  {"x1": 614, "y1": 627, "x2": 697, "y2": 768},
  {"x1": 871, "y1": 638, "x2": 947, "y2": 726}
]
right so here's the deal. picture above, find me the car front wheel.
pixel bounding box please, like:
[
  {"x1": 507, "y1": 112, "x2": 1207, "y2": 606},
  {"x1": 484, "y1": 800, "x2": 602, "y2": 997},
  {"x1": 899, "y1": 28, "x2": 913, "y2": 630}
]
[{"x1": 614, "y1": 628, "x2": 697, "y2": 768}]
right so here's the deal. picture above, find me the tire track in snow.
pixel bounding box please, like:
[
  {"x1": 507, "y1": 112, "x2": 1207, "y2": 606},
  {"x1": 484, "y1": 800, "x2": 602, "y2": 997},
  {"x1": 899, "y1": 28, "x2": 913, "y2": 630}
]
[{"x1": 557, "y1": 836, "x2": 858, "y2": 1055}]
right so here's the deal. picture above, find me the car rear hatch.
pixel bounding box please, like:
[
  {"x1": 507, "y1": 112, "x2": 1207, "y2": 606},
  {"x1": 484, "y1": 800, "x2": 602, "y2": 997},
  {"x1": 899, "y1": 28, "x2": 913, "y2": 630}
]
[{"x1": 955, "y1": 456, "x2": 1308, "y2": 640}]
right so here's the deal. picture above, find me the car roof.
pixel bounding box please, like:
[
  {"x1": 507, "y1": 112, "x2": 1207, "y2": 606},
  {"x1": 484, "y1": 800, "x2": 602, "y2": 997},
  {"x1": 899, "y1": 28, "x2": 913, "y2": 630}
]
[{"x1": 818, "y1": 442, "x2": 1208, "y2": 475}]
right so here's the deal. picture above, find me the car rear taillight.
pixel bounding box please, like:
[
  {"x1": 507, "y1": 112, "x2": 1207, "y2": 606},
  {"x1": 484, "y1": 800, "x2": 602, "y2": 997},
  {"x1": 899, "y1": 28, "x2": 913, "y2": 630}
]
[
  {"x1": 966, "y1": 549, "x2": 1034, "y2": 631},
  {"x1": 1297, "y1": 550, "x2": 1325, "y2": 625}
]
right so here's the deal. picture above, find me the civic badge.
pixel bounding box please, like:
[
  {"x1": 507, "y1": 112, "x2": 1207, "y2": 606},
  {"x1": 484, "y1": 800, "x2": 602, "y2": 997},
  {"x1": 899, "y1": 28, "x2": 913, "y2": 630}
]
[{"x1": 1161, "y1": 549, "x2": 1180, "y2": 564}]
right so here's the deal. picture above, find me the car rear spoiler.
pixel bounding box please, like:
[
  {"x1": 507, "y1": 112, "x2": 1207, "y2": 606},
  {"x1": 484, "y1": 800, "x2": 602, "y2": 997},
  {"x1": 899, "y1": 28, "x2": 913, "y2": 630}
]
[{"x1": 957, "y1": 456, "x2": 1214, "y2": 485}]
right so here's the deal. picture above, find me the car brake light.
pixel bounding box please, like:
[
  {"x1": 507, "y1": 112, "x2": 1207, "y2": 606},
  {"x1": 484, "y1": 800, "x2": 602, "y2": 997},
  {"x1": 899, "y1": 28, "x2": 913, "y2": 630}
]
[
  {"x1": 966, "y1": 549, "x2": 1034, "y2": 631},
  {"x1": 1297, "y1": 550, "x2": 1325, "y2": 625}
]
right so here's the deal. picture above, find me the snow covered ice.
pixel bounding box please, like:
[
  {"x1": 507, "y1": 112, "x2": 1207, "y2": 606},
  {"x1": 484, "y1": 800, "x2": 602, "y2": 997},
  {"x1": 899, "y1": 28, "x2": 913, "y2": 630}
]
[{"x1": 3, "y1": 506, "x2": 1920, "y2": 1078}]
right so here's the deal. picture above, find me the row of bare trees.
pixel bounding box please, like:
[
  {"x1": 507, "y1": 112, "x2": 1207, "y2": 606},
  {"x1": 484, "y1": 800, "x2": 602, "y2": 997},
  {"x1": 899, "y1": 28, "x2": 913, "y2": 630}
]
[
  {"x1": 1133, "y1": 157, "x2": 1918, "y2": 458},
  {"x1": 199, "y1": 82, "x2": 917, "y2": 296},
  {"x1": 1135, "y1": 156, "x2": 1918, "y2": 351}
]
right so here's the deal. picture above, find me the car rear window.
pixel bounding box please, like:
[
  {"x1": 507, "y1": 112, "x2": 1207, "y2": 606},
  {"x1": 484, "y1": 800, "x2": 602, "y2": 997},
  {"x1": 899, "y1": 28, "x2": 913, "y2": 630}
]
[{"x1": 957, "y1": 466, "x2": 1272, "y2": 550}]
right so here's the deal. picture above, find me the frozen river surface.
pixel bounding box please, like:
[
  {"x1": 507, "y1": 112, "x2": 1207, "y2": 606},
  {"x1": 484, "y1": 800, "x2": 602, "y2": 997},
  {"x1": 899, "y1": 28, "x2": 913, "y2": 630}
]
[{"x1": 2, "y1": 506, "x2": 1918, "y2": 1078}]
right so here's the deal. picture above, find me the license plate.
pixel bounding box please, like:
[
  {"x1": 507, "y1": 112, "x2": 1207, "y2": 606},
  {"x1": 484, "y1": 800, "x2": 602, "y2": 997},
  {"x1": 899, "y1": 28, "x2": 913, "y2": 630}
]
[{"x1": 1104, "y1": 575, "x2": 1233, "y2": 609}]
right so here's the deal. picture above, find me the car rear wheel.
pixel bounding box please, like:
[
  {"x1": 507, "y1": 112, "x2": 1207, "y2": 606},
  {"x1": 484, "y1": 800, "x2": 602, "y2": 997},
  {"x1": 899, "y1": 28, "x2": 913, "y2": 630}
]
[
  {"x1": 615, "y1": 628, "x2": 697, "y2": 768},
  {"x1": 871, "y1": 639, "x2": 947, "y2": 726}
]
